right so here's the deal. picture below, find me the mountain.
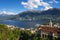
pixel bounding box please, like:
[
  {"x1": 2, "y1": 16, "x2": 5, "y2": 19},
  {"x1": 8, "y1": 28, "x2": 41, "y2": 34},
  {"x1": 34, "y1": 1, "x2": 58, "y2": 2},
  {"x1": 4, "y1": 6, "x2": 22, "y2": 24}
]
[
  {"x1": 13, "y1": 8, "x2": 60, "y2": 22},
  {"x1": 0, "y1": 8, "x2": 60, "y2": 28},
  {"x1": 0, "y1": 14, "x2": 15, "y2": 20},
  {"x1": 0, "y1": 8, "x2": 60, "y2": 22}
]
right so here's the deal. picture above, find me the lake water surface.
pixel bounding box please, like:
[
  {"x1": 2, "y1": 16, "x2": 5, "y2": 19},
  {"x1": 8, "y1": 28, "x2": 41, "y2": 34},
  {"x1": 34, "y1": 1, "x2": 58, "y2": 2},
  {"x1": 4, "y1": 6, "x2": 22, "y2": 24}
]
[{"x1": 0, "y1": 20, "x2": 48, "y2": 28}]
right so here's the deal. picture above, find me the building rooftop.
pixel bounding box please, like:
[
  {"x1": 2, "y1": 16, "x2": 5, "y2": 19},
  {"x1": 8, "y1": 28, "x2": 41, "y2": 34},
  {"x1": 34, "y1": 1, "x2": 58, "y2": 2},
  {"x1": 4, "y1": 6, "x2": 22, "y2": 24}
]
[{"x1": 37, "y1": 26, "x2": 60, "y2": 33}]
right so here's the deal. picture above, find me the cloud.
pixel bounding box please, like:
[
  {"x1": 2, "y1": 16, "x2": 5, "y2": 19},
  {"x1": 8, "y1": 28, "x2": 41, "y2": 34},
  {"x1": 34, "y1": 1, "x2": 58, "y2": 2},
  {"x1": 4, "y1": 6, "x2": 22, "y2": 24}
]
[
  {"x1": 49, "y1": 0, "x2": 59, "y2": 3},
  {"x1": 21, "y1": 0, "x2": 53, "y2": 10},
  {"x1": 0, "y1": 11, "x2": 16, "y2": 15},
  {"x1": 53, "y1": 0, "x2": 59, "y2": 3}
]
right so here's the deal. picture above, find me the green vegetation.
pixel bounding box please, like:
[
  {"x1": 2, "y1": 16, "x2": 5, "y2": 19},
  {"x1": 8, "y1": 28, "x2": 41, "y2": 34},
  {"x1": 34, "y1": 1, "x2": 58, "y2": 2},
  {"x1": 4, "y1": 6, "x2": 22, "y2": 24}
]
[
  {"x1": 0, "y1": 24, "x2": 57, "y2": 40},
  {"x1": 0, "y1": 24, "x2": 20, "y2": 40}
]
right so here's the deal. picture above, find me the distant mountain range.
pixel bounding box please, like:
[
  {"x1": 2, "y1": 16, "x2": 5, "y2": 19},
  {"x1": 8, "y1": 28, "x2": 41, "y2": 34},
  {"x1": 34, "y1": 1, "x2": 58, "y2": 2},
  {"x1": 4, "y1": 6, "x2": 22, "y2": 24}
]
[
  {"x1": 0, "y1": 8, "x2": 60, "y2": 28},
  {"x1": 0, "y1": 14, "x2": 15, "y2": 20},
  {"x1": 12, "y1": 8, "x2": 60, "y2": 22},
  {"x1": 0, "y1": 8, "x2": 60, "y2": 22}
]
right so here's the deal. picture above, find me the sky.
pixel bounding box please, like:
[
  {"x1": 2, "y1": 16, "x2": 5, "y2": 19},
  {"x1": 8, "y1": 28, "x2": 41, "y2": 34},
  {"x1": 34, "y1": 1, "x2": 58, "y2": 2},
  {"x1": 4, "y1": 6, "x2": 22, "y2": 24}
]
[{"x1": 0, "y1": 0, "x2": 60, "y2": 15}]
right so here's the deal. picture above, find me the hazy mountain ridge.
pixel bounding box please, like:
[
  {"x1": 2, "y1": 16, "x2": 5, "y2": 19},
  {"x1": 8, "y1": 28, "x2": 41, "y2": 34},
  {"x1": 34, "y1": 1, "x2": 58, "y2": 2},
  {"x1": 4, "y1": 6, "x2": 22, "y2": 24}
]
[
  {"x1": 13, "y1": 8, "x2": 60, "y2": 21},
  {"x1": 0, "y1": 8, "x2": 60, "y2": 21},
  {"x1": 0, "y1": 8, "x2": 60, "y2": 27},
  {"x1": 0, "y1": 14, "x2": 15, "y2": 20}
]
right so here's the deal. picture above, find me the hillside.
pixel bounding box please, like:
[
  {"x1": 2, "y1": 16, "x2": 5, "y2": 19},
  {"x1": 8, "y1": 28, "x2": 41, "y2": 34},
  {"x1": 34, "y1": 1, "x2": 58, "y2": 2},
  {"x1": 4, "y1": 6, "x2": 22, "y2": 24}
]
[
  {"x1": 13, "y1": 8, "x2": 60, "y2": 22},
  {"x1": 0, "y1": 8, "x2": 60, "y2": 25}
]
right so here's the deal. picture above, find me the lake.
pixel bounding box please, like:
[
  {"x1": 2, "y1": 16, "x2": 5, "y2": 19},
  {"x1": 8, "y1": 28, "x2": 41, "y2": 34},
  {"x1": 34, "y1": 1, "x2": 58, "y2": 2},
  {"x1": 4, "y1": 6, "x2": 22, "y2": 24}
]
[{"x1": 0, "y1": 20, "x2": 48, "y2": 28}]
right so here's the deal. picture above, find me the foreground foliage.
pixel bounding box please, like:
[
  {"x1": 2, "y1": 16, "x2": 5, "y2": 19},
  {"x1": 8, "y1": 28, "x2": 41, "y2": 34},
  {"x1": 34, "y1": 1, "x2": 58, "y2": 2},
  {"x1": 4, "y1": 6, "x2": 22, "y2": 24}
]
[
  {"x1": 0, "y1": 24, "x2": 20, "y2": 40},
  {"x1": 0, "y1": 24, "x2": 57, "y2": 40}
]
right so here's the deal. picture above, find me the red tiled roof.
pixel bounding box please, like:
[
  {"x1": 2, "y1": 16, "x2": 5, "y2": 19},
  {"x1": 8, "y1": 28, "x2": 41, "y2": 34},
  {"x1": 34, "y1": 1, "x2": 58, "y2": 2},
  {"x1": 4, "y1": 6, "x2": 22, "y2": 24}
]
[{"x1": 37, "y1": 26, "x2": 60, "y2": 33}]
